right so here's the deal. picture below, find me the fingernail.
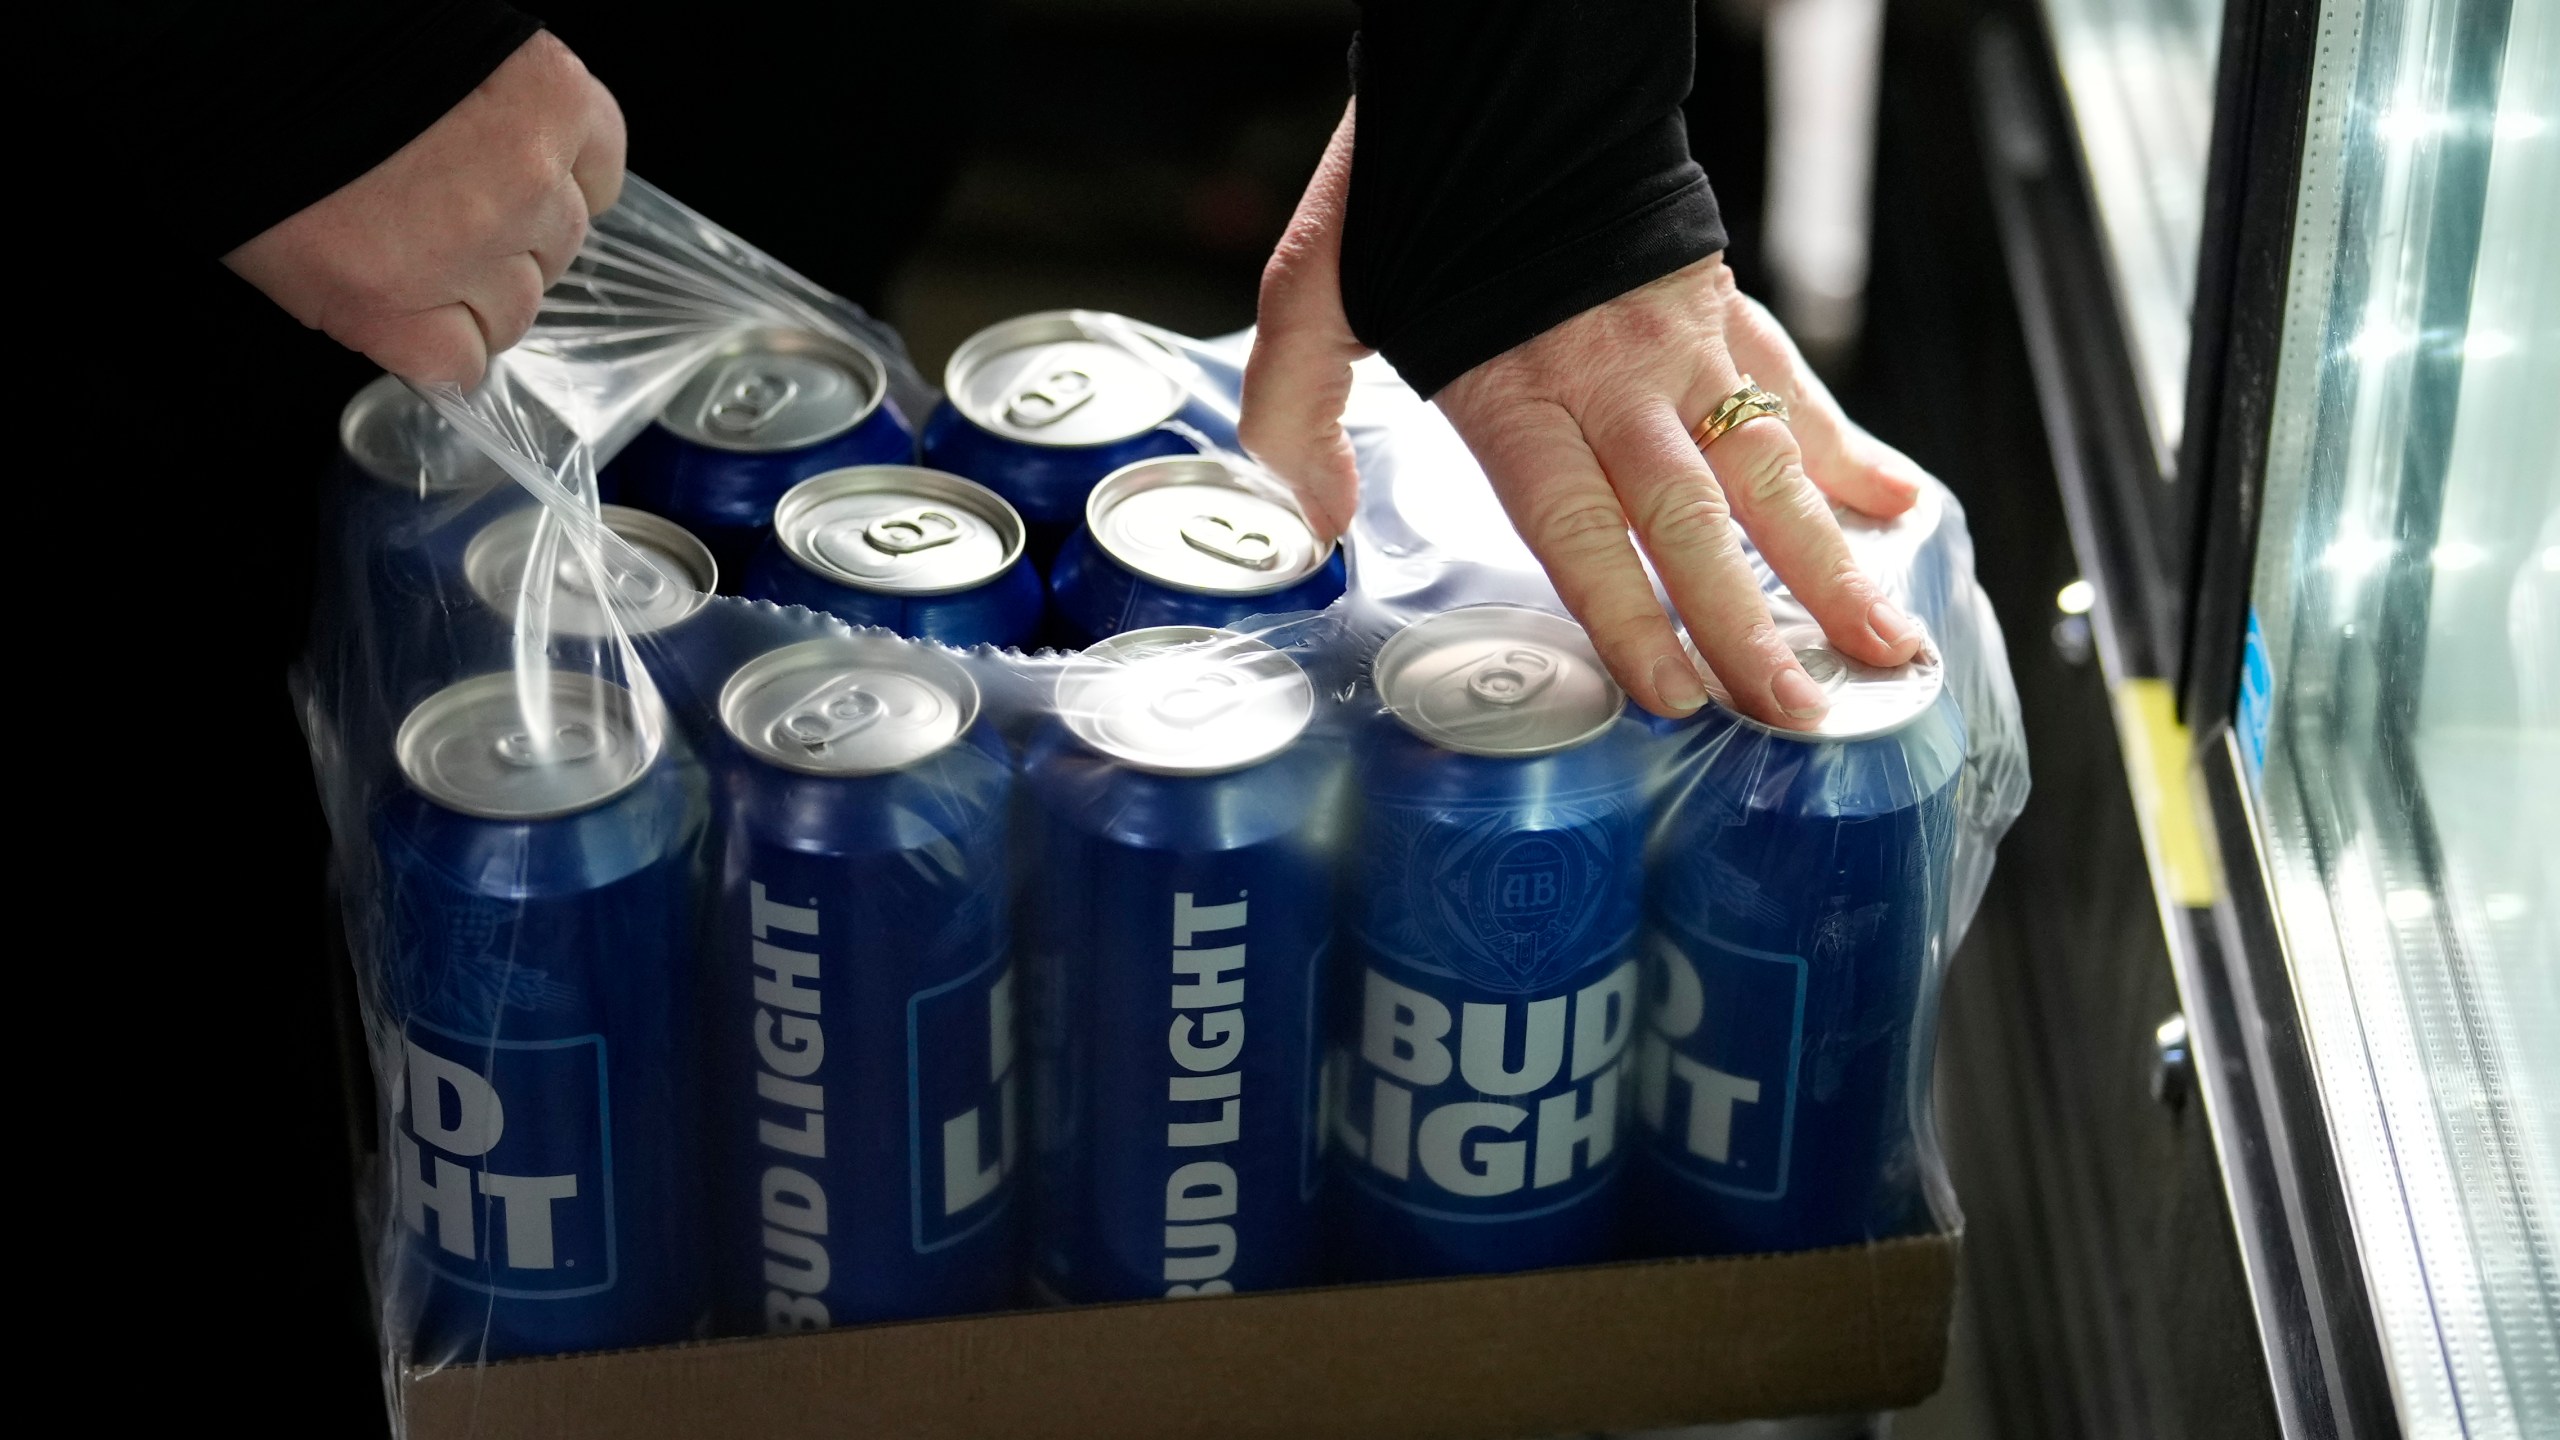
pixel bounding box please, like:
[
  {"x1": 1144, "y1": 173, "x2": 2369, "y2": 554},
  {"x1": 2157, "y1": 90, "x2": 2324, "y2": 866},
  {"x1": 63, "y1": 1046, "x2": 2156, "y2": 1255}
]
[
  {"x1": 1870, "y1": 599, "x2": 1918, "y2": 648},
  {"x1": 1775, "y1": 666, "x2": 1828, "y2": 720},
  {"x1": 1652, "y1": 654, "x2": 1709, "y2": 714}
]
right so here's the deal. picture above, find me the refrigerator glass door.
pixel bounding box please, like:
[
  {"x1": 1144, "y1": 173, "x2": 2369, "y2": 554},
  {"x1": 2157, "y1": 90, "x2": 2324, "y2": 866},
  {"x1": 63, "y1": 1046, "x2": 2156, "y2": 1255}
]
[
  {"x1": 2037, "y1": 0, "x2": 2222, "y2": 469},
  {"x1": 2240, "y1": 0, "x2": 2559, "y2": 1429}
]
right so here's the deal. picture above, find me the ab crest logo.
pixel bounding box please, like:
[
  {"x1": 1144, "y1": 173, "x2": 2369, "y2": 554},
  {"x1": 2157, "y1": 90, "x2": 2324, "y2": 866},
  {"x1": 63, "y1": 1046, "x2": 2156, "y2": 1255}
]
[{"x1": 1392, "y1": 806, "x2": 1625, "y2": 992}]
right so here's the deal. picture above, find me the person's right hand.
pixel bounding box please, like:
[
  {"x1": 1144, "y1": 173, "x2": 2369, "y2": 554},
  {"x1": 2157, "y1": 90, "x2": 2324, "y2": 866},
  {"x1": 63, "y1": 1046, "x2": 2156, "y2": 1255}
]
[{"x1": 224, "y1": 32, "x2": 625, "y2": 391}]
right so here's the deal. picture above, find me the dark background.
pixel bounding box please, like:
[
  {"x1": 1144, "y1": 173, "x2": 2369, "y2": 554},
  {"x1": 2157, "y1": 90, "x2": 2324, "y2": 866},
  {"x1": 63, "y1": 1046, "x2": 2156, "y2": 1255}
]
[{"x1": 130, "y1": 0, "x2": 2225, "y2": 1433}]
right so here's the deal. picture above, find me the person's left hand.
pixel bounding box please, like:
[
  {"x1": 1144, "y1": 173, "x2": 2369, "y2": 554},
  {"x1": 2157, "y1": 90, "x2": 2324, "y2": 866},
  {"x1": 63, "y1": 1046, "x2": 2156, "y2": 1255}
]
[{"x1": 1242, "y1": 102, "x2": 1934, "y2": 729}]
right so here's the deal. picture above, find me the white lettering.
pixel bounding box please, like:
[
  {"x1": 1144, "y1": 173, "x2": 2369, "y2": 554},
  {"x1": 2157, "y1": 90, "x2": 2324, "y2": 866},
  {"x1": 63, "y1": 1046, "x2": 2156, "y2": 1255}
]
[
  {"x1": 1173, "y1": 892, "x2": 1249, "y2": 945},
  {"x1": 1458, "y1": 998, "x2": 1566, "y2": 1095},
  {"x1": 1362, "y1": 970, "x2": 1452, "y2": 1086},
  {"x1": 1533, "y1": 1063, "x2": 1619, "y2": 1187},
  {"x1": 1170, "y1": 1010, "x2": 1244, "y2": 1071},
  {"x1": 756, "y1": 1009, "x2": 824, "y2": 1077},
  {"x1": 1165, "y1": 1161, "x2": 1238, "y2": 1222},
  {"x1": 479, "y1": 1170, "x2": 578, "y2": 1268},
  {"x1": 761, "y1": 1166, "x2": 828, "y2": 1235},
  {"x1": 1163, "y1": 1224, "x2": 1237, "y2": 1283},
  {"x1": 1171, "y1": 945, "x2": 1246, "y2": 1009},
  {"x1": 395, "y1": 1131, "x2": 476, "y2": 1259},
  {"x1": 763, "y1": 1225, "x2": 830, "y2": 1293},
  {"x1": 1571, "y1": 961, "x2": 1640, "y2": 1079},
  {"x1": 1673, "y1": 1054, "x2": 1762, "y2": 1163},
  {"x1": 1368, "y1": 1074, "x2": 1412, "y2": 1179},
  {"x1": 405, "y1": 1040, "x2": 505, "y2": 1158},
  {"x1": 752, "y1": 941, "x2": 822, "y2": 1015},
  {"x1": 1417, "y1": 1101, "x2": 1528, "y2": 1196},
  {"x1": 750, "y1": 883, "x2": 820, "y2": 940}
]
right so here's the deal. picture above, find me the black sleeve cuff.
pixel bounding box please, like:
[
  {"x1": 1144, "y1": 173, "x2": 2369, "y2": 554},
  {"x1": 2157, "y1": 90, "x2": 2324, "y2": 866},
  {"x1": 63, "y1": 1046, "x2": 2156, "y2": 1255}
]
[
  {"x1": 1338, "y1": 0, "x2": 1727, "y2": 399},
  {"x1": 1362, "y1": 166, "x2": 1724, "y2": 400},
  {"x1": 151, "y1": 0, "x2": 542, "y2": 258}
]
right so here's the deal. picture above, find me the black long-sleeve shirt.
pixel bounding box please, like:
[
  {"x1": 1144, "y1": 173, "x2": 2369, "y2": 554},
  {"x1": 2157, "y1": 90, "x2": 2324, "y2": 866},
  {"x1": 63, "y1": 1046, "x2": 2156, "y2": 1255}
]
[
  {"x1": 1341, "y1": 1, "x2": 1726, "y2": 395},
  {"x1": 117, "y1": 0, "x2": 1722, "y2": 394}
]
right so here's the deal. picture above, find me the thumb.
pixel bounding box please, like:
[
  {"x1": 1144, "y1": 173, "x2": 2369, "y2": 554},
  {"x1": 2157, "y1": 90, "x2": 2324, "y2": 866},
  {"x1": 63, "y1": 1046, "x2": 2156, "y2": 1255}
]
[{"x1": 1240, "y1": 102, "x2": 1366, "y2": 541}]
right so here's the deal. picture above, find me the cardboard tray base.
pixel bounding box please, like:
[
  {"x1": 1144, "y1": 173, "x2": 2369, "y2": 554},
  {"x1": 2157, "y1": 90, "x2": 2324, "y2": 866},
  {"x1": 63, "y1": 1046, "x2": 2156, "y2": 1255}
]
[{"x1": 403, "y1": 1232, "x2": 1955, "y2": 1440}]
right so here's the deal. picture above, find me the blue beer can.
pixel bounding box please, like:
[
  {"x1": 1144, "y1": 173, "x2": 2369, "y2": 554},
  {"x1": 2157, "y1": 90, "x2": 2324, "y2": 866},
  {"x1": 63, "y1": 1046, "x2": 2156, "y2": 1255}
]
[
  {"x1": 1331, "y1": 605, "x2": 1649, "y2": 1279},
  {"x1": 921, "y1": 312, "x2": 1228, "y2": 558},
  {"x1": 375, "y1": 671, "x2": 707, "y2": 1360},
  {"x1": 1023, "y1": 628, "x2": 1341, "y2": 1302},
  {"x1": 1048, "y1": 456, "x2": 1347, "y2": 645},
  {"x1": 459, "y1": 504, "x2": 726, "y2": 698},
  {"x1": 1629, "y1": 623, "x2": 1964, "y2": 1256},
  {"x1": 741, "y1": 466, "x2": 1042, "y2": 649},
  {"x1": 710, "y1": 636, "x2": 1020, "y2": 1330},
  {"x1": 325, "y1": 376, "x2": 530, "y2": 704},
  {"x1": 610, "y1": 327, "x2": 916, "y2": 577}
]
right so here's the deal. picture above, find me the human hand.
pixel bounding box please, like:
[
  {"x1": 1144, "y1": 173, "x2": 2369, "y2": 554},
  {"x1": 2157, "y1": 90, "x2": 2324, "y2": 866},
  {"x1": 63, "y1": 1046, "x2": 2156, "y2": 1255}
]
[
  {"x1": 223, "y1": 32, "x2": 626, "y2": 391},
  {"x1": 1243, "y1": 103, "x2": 1932, "y2": 728}
]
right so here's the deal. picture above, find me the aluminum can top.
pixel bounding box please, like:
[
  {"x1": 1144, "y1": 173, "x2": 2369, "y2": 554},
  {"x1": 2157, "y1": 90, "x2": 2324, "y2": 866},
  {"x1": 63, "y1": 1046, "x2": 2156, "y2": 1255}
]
[
  {"x1": 1701, "y1": 619, "x2": 1947, "y2": 742},
  {"x1": 465, "y1": 504, "x2": 717, "y2": 639},
  {"x1": 771, "y1": 466, "x2": 1025, "y2": 597},
  {"x1": 396, "y1": 671, "x2": 661, "y2": 821},
  {"x1": 658, "y1": 326, "x2": 891, "y2": 454},
  {"x1": 944, "y1": 311, "x2": 1186, "y2": 447},
  {"x1": 1055, "y1": 626, "x2": 1313, "y2": 776},
  {"x1": 1085, "y1": 455, "x2": 1334, "y2": 597},
  {"x1": 1372, "y1": 605, "x2": 1623, "y2": 759},
  {"x1": 339, "y1": 374, "x2": 510, "y2": 494},
  {"x1": 720, "y1": 635, "x2": 980, "y2": 777}
]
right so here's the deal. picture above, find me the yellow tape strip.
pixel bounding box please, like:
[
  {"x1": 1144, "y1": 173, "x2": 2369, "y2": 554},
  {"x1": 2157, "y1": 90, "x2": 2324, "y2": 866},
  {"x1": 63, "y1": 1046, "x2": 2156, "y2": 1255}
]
[{"x1": 2113, "y1": 678, "x2": 2218, "y2": 908}]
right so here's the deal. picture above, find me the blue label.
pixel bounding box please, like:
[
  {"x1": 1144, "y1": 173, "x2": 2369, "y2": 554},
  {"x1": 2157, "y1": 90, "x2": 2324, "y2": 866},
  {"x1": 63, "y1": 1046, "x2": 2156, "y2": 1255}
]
[
  {"x1": 2236, "y1": 606, "x2": 2274, "y2": 791},
  {"x1": 1635, "y1": 932, "x2": 1804, "y2": 1200},
  {"x1": 909, "y1": 957, "x2": 1018, "y2": 1252},
  {"x1": 395, "y1": 1020, "x2": 615, "y2": 1298}
]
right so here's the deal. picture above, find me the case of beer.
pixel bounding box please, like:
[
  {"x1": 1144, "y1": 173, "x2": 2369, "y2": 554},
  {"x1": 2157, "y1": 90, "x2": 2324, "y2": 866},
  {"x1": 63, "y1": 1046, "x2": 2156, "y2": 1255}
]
[{"x1": 302, "y1": 179, "x2": 2029, "y2": 1438}]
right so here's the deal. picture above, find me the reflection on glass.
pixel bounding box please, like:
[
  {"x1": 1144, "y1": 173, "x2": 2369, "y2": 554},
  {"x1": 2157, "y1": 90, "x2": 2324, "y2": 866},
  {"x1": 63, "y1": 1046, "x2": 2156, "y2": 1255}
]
[
  {"x1": 2039, "y1": 0, "x2": 2221, "y2": 469},
  {"x1": 2246, "y1": 0, "x2": 2558, "y2": 1431}
]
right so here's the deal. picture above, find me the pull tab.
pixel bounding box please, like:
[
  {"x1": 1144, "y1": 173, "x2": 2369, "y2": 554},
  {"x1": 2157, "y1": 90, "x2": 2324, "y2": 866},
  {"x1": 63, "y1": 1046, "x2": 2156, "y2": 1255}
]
[
  {"x1": 1180, "y1": 513, "x2": 1280, "y2": 571},
  {"x1": 1148, "y1": 668, "x2": 1247, "y2": 729},
  {"x1": 775, "y1": 682, "x2": 886, "y2": 752},
  {"x1": 705, "y1": 367, "x2": 801, "y2": 436},
  {"x1": 1465, "y1": 647, "x2": 1560, "y2": 707},
  {"x1": 553, "y1": 553, "x2": 668, "y2": 605},
  {"x1": 1796, "y1": 645, "x2": 1846, "y2": 689},
  {"x1": 1002, "y1": 364, "x2": 1096, "y2": 428},
  {"x1": 495, "y1": 720, "x2": 604, "y2": 767},
  {"x1": 864, "y1": 507, "x2": 965, "y2": 556}
]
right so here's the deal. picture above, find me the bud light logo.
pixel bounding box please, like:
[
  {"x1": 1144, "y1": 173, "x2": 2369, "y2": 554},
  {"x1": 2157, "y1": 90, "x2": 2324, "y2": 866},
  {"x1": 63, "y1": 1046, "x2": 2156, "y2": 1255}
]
[
  {"x1": 393, "y1": 1021, "x2": 614, "y2": 1298},
  {"x1": 1634, "y1": 934, "x2": 1802, "y2": 1198}
]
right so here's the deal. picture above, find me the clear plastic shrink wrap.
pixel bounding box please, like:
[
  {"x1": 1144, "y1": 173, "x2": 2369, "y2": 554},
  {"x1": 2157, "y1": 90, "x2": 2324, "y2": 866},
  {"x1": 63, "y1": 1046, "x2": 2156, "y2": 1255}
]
[{"x1": 299, "y1": 181, "x2": 2028, "y2": 1393}]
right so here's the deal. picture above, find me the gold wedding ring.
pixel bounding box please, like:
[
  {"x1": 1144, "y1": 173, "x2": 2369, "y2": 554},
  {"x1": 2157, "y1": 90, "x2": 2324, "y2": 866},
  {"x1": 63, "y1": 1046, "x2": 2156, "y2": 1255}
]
[{"x1": 1691, "y1": 376, "x2": 1790, "y2": 450}]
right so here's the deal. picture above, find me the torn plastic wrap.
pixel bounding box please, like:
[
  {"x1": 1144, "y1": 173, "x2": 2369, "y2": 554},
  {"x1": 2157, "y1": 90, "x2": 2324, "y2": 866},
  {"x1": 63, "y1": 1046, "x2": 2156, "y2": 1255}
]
[{"x1": 296, "y1": 180, "x2": 2026, "y2": 1412}]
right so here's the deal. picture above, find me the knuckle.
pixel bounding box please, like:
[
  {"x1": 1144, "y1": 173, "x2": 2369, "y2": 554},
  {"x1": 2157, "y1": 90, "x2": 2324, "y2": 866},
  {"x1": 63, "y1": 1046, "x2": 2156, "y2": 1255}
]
[
  {"x1": 1527, "y1": 498, "x2": 1633, "y2": 561},
  {"x1": 1640, "y1": 488, "x2": 1737, "y2": 556}
]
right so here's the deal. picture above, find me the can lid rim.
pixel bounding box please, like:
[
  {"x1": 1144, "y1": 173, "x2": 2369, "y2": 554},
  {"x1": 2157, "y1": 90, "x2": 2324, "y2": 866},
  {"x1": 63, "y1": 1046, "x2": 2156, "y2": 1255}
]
[
  {"x1": 462, "y1": 504, "x2": 718, "y2": 638},
  {"x1": 941, "y1": 310, "x2": 1188, "y2": 447},
  {"x1": 658, "y1": 326, "x2": 891, "y2": 453},
  {"x1": 1082, "y1": 455, "x2": 1338, "y2": 597},
  {"x1": 771, "y1": 466, "x2": 1026, "y2": 596},
  {"x1": 718, "y1": 636, "x2": 982, "y2": 777},
  {"x1": 1373, "y1": 604, "x2": 1624, "y2": 758}
]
